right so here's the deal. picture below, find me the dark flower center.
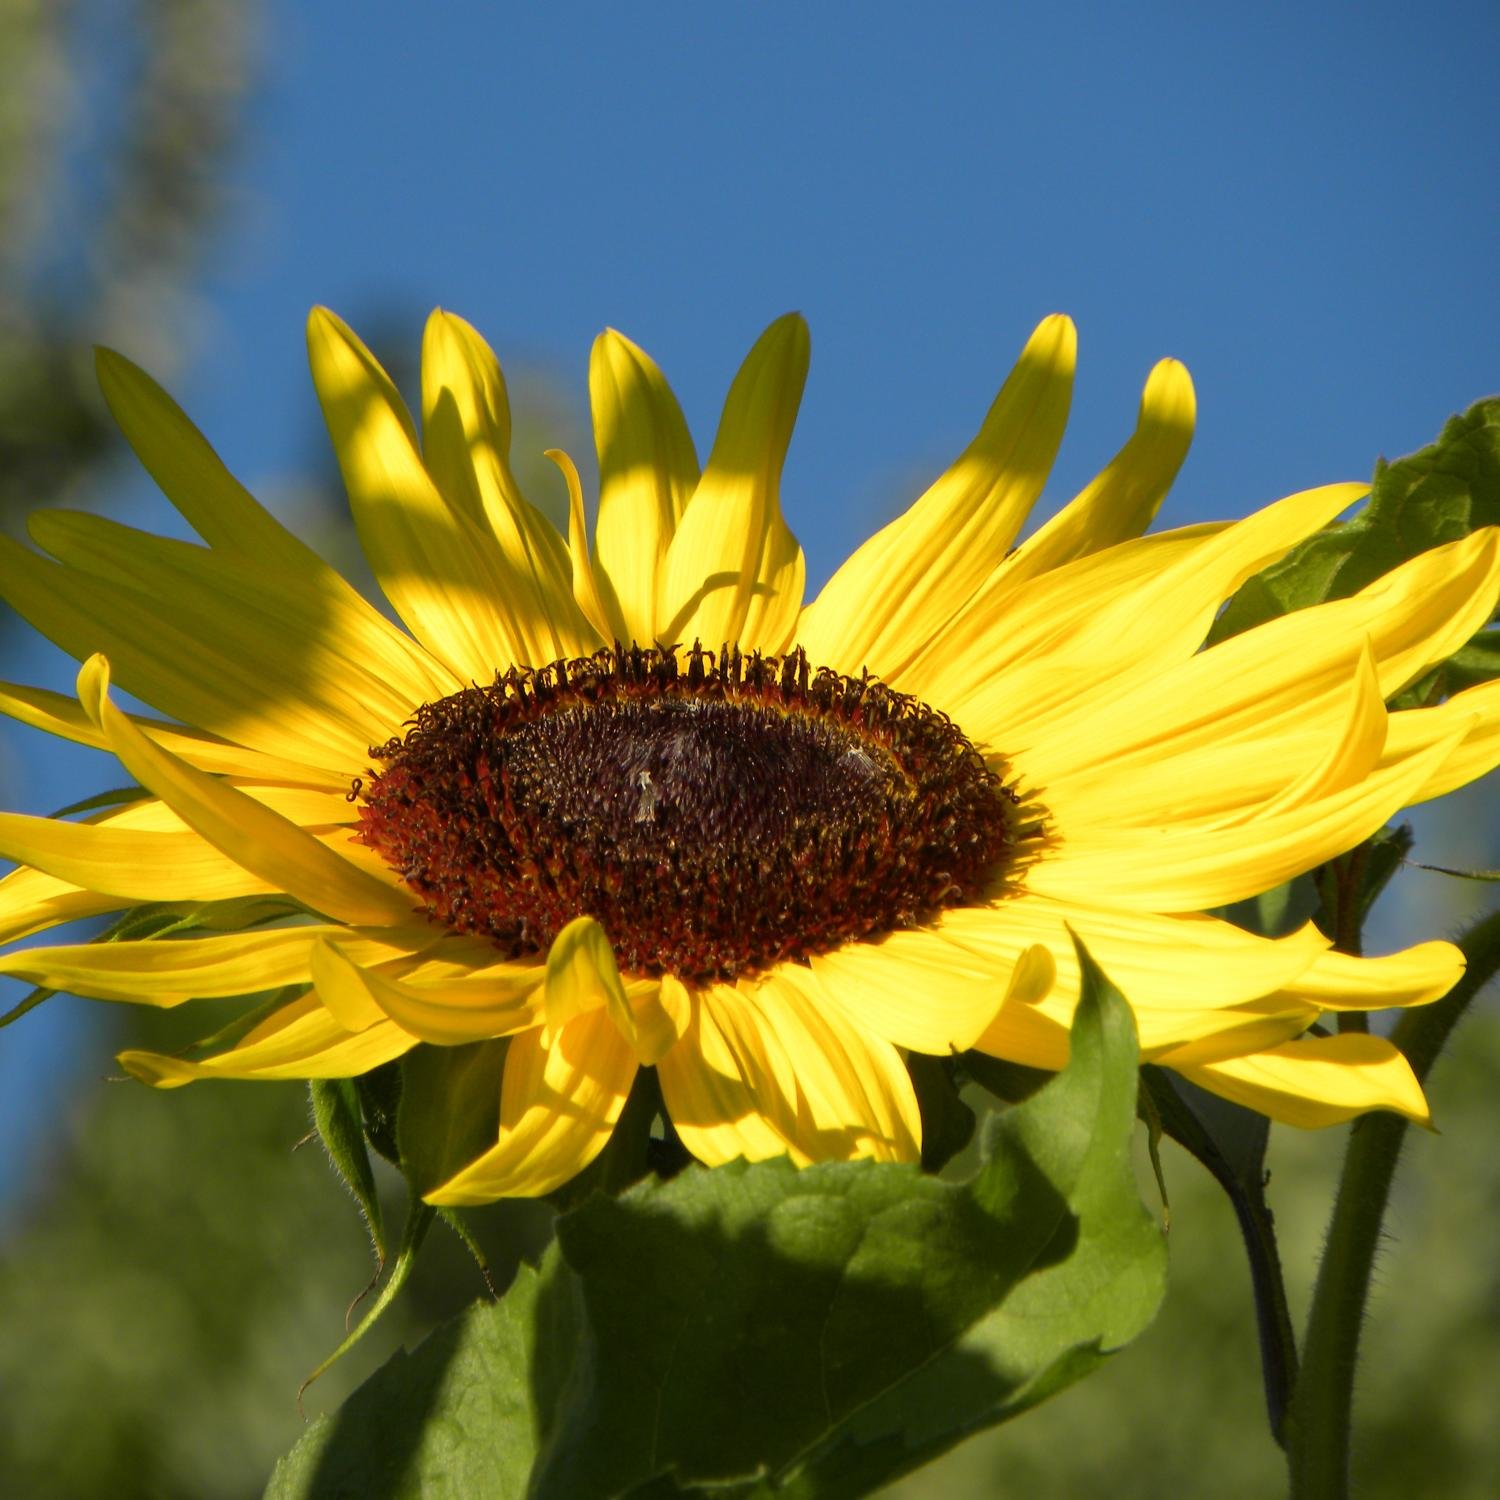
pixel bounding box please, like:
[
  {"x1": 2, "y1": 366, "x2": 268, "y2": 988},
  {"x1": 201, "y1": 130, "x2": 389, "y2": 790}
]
[{"x1": 356, "y1": 644, "x2": 1017, "y2": 983}]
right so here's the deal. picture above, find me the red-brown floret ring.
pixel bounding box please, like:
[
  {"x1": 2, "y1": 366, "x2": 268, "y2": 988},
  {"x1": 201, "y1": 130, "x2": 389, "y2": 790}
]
[{"x1": 356, "y1": 643, "x2": 1020, "y2": 984}]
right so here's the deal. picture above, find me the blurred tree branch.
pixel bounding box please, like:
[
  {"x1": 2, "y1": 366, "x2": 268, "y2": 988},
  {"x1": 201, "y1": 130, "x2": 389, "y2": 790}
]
[{"x1": 0, "y1": 0, "x2": 258, "y2": 520}]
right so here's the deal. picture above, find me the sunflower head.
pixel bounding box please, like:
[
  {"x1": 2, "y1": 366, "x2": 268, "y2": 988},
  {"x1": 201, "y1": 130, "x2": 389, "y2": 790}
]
[{"x1": 0, "y1": 305, "x2": 1496, "y2": 1208}]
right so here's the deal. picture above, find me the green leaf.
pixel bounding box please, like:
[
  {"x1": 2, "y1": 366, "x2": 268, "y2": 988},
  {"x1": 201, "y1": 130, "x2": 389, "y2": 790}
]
[
  {"x1": 310, "y1": 1080, "x2": 385, "y2": 1264},
  {"x1": 768, "y1": 942, "x2": 1165, "y2": 1499},
  {"x1": 396, "y1": 1040, "x2": 508, "y2": 1198},
  {"x1": 264, "y1": 1259, "x2": 563, "y2": 1500},
  {"x1": 263, "y1": 947, "x2": 1164, "y2": 1499},
  {"x1": 1209, "y1": 397, "x2": 1500, "y2": 644}
]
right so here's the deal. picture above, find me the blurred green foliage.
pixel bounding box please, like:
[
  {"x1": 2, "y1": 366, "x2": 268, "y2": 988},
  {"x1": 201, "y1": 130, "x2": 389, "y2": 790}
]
[
  {"x1": 0, "y1": 0, "x2": 257, "y2": 521},
  {"x1": 0, "y1": 1000, "x2": 554, "y2": 1500}
]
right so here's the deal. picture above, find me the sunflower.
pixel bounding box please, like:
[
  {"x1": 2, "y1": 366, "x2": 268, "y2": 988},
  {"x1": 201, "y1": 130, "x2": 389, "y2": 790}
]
[{"x1": 1, "y1": 310, "x2": 1496, "y2": 1204}]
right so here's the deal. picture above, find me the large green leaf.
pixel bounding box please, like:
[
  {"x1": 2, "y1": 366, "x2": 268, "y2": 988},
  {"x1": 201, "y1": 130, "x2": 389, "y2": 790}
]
[
  {"x1": 264, "y1": 945, "x2": 1165, "y2": 1499},
  {"x1": 1209, "y1": 397, "x2": 1500, "y2": 645},
  {"x1": 264, "y1": 1259, "x2": 555, "y2": 1500}
]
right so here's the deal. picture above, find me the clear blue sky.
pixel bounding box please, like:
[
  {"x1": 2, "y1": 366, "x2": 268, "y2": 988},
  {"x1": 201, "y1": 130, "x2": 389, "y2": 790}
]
[{"x1": 3, "y1": 0, "x2": 1497, "y2": 1198}]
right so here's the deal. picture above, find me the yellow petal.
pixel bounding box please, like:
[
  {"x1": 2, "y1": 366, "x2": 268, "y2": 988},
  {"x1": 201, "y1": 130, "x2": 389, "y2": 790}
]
[
  {"x1": 1028, "y1": 724, "x2": 1460, "y2": 912},
  {"x1": 946, "y1": 482, "x2": 1367, "y2": 747},
  {"x1": 590, "y1": 327, "x2": 701, "y2": 645},
  {"x1": 1284, "y1": 940, "x2": 1464, "y2": 1011},
  {"x1": 0, "y1": 676, "x2": 345, "y2": 786},
  {"x1": 1004, "y1": 356, "x2": 1195, "y2": 583},
  {"x1": 79, "y1": 655, "x2": 417, "y2": 928},
  {"x1": 306, "y1": 306, "x2": 528, "y2": 678},
  {"x1": 944, "y1": 895, "x2": 1327, "y2": 1010},
  {"x1": 423, "y1": 1009, "x2": 638, "y2": 1203},
  {"x1": 0, "y1": 925, "x2": 422, "y2": 1006},
  {"x1": 1169, "y1": 1034, "x2": 1431, "y2": 1128},
  {"x1": 420, "y1": 310, "x2": 599, "y2": 663},
  {"x1": 947, "y1": 893, "x2": 1330, "y2": 1063},
  {"x1": 94, "y1": 345, "x2": 466, "y2": 712},
  {"x1": 310, "y1": 938, "x2": 543, "y2": 1040},
  {"x1": 655, "y1": 982, "x2": 804, "y2": 1166},
  {"x1": 657, "y1": 314, "x2": 808, "y2": 653},
  {"x1": 808, "y1": 926, "x2": 1013, "y2": 1054},
  {"x1": 970, "y1": 943, "x2": 1074, "y2": 1071},
  {"x1": 0, "y1": 810, "x2": 277, "y2": 904},
  {"x1": 1040, "y1": 639, "x2": 1391, "y2": 835},
  {"x1": 904, "y1": 521, "x2": 1226, "y2": 707},
  {"x1": 118, "y1": 991, "x2": 416, "y2": 1087},
  {"x1": 1385, "y1": 675, "x2": 1500, "y2": 804},
  {"x1": 0, "y1": 862, "x2": 131, "y2": 945},
  {"x1": 542, "y1": 915, "x2": 629, "y2": 1039},
  {"x1": 797, "y1": 314, "x2": 1076, "y2": 680},
  {"x1": 1020, "y1": 527, "x2": 1500, "y2": 789},
  {"x1": 0, "y1": 522, "x2": 446, "y2": 774},
  {"x1": 552, "y1": 447, "x2": 623, "y2": 642},
  {"x1": 95, "y1": 346, "x2": 327, "y2": 570},
  {"x1": 754, "y1": 966, "x2": 922, "y2": 1162},
  {"x1": 633, "y1": 971, "x2": 691, "y2": 1066},
  {"x1": 670, "y1": 971, "x2": 922, "y2": 1167}
]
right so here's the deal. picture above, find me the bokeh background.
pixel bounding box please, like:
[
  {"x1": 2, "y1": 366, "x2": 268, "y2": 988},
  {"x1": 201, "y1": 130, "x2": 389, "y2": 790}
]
[{"x1": 1, "y1": 3, "x2": 1497, "y2": 1496}]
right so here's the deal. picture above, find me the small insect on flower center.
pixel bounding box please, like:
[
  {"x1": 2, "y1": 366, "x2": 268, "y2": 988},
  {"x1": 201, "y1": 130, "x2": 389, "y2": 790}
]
[{"x1": 356, "y1": 645, "x2": 1018, "y2": 983}]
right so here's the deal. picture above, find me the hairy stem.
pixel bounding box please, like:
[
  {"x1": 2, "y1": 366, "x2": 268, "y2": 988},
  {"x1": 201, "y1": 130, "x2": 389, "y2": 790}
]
[{"x1": 1285, "y1": 906, "x2": 1500, "y2": 1498}]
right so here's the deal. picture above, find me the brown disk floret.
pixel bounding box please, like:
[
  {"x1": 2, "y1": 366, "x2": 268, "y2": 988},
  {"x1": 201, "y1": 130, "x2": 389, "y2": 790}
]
[{"x1": 356, "y1": 644, "x2": 1017, "y2": 984}]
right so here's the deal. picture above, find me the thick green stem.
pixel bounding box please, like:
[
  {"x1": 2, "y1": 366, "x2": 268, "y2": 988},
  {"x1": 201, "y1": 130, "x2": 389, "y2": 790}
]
[{"x1": 1285, "y1": 907, "x2": 1500, "y2": 1498}]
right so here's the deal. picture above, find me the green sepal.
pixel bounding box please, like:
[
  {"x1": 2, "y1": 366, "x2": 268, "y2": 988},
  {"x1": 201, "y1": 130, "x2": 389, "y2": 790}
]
[
  {"x1": 48, "y1": 784, "x2": 146, "y2": 818},
  {"x1": 1140, "y1": 1065, "x2": 1296, "y2": 1445},
  {"x1": 310, "y1": 1079, "x2": 386, "y2": 1265},
  {"x1": 265, "y1": 1256, "x2": 559, "y2": 1500},
  {"x1": 297, "y1": 1195, "x2": 436, "y2": 1400},
  {"x1": 96, "y1": 895, "x2": 309, "y2": 945},
  {"x1": 904, "y1": 1051, "x2": 975, "y2": 1172},
  {"x1": 395, "y1": 1039, "x2": 508, "y2": 1198},
  {"x1": 960, "y1": 1047, "x2": 1052, "y2": 1105},
  {"x1": 1309, "y1": 824, "x2": 1414, "y2": 955},
  {"x1": 434, "y1": 1208, "x2": 498, "y2": 1298},
  {"x1": 1209, "y1": 397, "x2": 1500, "y2": 644},
  {"x1": 354, "y1": 1060, "x2": 403, "y2": 1168},
  {"x1": 1408, "y1": 860, "x2": 1500, "y2": 882},
  {"x1": 0, "y1": 985, "x2": 55, "y2": 1031},
  {"x1": 1442, "y1": 627, "x2": 1500, "y2": 692},
  {"x1": 177, "y1": 985, "x2": 306, "y2": 1060}
]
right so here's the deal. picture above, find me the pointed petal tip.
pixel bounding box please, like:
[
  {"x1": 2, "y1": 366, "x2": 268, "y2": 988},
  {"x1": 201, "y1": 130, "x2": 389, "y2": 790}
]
[
  {"x1": 1026, "y1": 312, "x2": 1079, "y2": 362},
  {"x1": 93, "y1": 344, "x2": 129, "y2": 380},
  {"x1": 594, "y1": 325, "x2": 645, "y2": 358},
  {"x1": 1140, "y1": 358, "x2": 1197, "y2": 430},
  {"x1": 117, "y1": 1048, "x2": 192, "y2": 1089},
  {"x1": 75, "y1": 653, "x2": 111, "y2": 720},
  {"x1": 751, "y1": 311, "x2": 811, "y2": 367}
]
